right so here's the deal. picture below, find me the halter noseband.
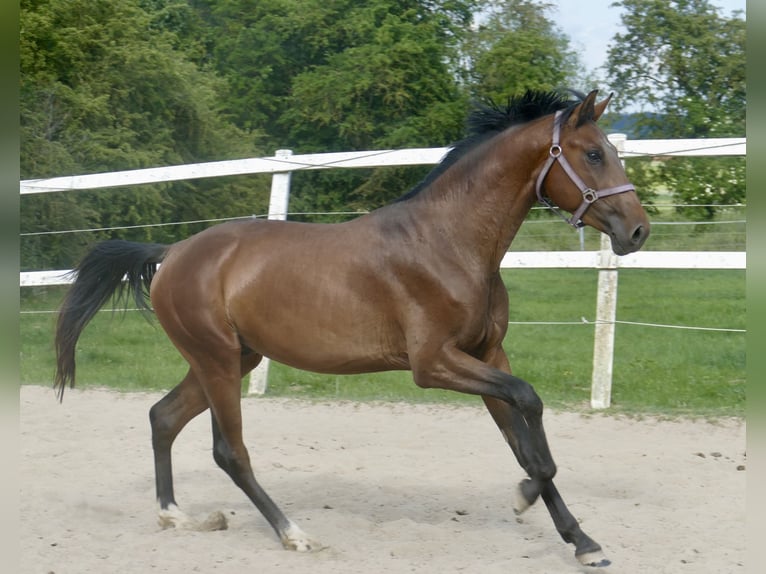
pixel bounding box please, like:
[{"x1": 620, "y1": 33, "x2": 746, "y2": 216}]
[{"x1": 534, "y1": 110, "x2": 635, "y2": 228}]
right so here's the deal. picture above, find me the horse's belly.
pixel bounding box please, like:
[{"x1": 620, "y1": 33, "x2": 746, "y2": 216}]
[
  {"x1": 229, "y1": 284, "x2": 408, "y2": 375},
  {"x1": 241, "y1": 319, "x2": 409, "y2": 375}
]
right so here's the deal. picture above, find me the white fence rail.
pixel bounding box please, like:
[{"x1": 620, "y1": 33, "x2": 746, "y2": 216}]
[
  {"x1": 19, "y1": 138, "x2": 745, "y2": 195},
  {"x1": 18, "y1": 250, "x2": 746, "y2": 287},
  {"x1": 20, "y1": 135, "x2": 746, "y2": 408}
]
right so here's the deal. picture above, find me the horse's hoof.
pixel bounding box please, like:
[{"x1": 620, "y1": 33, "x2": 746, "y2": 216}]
[
  {"x1": 512, "y1": 479, "x2": 539, "y2": 515},
  {"x1": 576, "y1": 549, "x2": 611, "y2": 567},
  {"x1": 158, "y1": 503, "x2": 197, "y2": 530},
  {"x1": 513, "y1": 487, "x2": 530, "y2": 515},
  {"x1": 280, "y1": 521, "x2": 323, "y2": 552}
]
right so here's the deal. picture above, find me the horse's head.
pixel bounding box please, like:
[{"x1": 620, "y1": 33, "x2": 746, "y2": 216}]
[{"x1": 535, "y1": 90, "x2": 650, "y2": 255}]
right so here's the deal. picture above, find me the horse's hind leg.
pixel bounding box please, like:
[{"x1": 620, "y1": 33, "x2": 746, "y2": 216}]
[
  {"x1": 201, "y1": 351, "x2": 321, "y2": 551},
  {"x1": 149, "y1": 372, "x2": 226, "y2": 530},
  {"x1": 209, "y1": 413, "x2": 318, "y2": 550}
]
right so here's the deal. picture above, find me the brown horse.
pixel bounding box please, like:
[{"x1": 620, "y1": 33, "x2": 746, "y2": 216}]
[{"x1": 54, "y1": 89, "x2": 649, "y2": 567}]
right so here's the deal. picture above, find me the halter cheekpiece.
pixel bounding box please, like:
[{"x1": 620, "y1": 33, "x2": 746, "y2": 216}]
[{"x1": 534, "y1": 110, "x2": 635, "y2": 228}]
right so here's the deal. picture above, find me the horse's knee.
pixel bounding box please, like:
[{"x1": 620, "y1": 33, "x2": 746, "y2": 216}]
[
  {"x1": 411, "y1": 367, "x2": 438, "y2": 390},
  {"x1": 516, "y1": 383, "x2": 543, "y2": 416},
  {"x1": 520, "y1": 454, "x2": 556, "y2": 483},
  {"x1": 538, "y1": 460, "x2": 557, "y2": 481}
]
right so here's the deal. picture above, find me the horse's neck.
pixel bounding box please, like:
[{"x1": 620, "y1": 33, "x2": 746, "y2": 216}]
[{"x1": 414, "y1": 126, "x2": 545, "y2": 271}]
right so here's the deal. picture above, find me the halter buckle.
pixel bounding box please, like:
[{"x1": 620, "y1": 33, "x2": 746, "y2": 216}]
[{"x1": 582, "y1": 188, "x2": 598, "y2": 203}]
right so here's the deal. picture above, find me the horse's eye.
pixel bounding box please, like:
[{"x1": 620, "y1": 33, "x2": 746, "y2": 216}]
[{"x1": 586, "y1": 150, "x2": 602, "y2": 164}]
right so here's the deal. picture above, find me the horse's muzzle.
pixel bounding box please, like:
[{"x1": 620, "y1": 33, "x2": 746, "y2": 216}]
[{"x1": 610, "y1": 222, "x2": 650, "y2": 255}]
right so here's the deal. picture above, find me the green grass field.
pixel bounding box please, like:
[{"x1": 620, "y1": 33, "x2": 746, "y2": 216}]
[{"x1": 20, "y1": 267, "x2": 745, "y2": 417}]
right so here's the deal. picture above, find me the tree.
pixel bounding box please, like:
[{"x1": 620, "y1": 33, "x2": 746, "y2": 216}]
[
  {"x1": 283, "y1": 1, "x2": 476, "y2": 210},
  {"x1": 194, "y1": 0, "x2": 477, "y2": 213},
  {"x1": 20, "y1": 0, "x2": 265, "y2": 268},
  {"x1": 20, "y1": 0, "x2": 247, "y2": 175},
  {"x1": 465, "y1": 0, "x2": 581, "y2": 103},
  {"x1": 605, "y1": 0, "x2": 745, "y2": 216}
]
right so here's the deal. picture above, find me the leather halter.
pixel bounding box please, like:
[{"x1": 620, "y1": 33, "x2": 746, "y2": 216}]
[{"x1": 534, "y1": 110, "x2": 635, "y2": 228}]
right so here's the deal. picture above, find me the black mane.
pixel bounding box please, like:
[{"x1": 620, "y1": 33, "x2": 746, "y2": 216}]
[{"x1": 396, "y1": 89, "x2": 582, "y2": 201}]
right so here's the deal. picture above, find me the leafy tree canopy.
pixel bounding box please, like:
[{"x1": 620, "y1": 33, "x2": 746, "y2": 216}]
[
  {"x1": 466, "y1": 0, "x2": 581, "y2": 103},
  {"x1": 605, "y1": 0, "x2": 745, "y2": 215},
  {"x1": 20, "y1": 0, "x2": 266, "y2": 267}
]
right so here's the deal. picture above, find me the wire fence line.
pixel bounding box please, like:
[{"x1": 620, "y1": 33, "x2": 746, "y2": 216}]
[
  {"x1": 19, "y1": 207, "x2": 746, "y2": 238},
  {"x1": 19, "y1": 306, "x2": 746, "y2": 333}
]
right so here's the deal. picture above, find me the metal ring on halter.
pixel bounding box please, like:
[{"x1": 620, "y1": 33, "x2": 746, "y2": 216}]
[
  {"x1": 550, "y1": 145, "x2": 562, "y2": 158},
  {"x1": 582, "y1": 189, "x2": 598, "y2": 203}
]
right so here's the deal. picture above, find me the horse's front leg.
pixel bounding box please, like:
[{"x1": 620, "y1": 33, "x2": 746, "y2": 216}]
[
  {"x1": 411, "y1": 345, "x2": 608, "y2": 567},
  {"x1": 481, "y1": 349, "x2": 609, "y2": 567},
  {"x1": 482, "y1": 394, "x2": 609, "y2": 566}
]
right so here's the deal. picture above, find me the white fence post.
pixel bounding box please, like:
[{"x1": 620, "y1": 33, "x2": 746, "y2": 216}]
[
  {"x1": 247, "y1": 149, "x2": 293, "y2": 396},
  {"x1": 590, "y1": 133, "x2": 628, "y2": 409},
  {"x1": 590, "y1": 233, "x2": 619, "y2": 408}
]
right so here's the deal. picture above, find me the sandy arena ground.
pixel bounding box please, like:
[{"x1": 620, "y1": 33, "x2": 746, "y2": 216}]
[{"x1": 20, "y1": 385, "x2": 745, "y2": 573}]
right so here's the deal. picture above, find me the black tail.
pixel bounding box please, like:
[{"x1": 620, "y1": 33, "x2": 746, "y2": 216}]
[{"x1": 54, "y1": 240, "x2": 169, "y2": 401}]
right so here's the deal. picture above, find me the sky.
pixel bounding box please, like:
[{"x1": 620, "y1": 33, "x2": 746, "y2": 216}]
[{"x1": 551, "y1": 0, "x2": 747, "y2": 77}]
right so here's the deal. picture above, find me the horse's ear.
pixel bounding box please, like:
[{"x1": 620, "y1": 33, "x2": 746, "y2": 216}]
[
  {"x1": 567, "y1": 89, "x2": 600, "y2": 127},
  {"x1": 592, "y1": 92, "x2": 613, "y2": 122}
]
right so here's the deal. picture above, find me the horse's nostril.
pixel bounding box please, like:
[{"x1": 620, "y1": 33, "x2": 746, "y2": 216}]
[{"x1": 631, "y1": 224, "x2": 645, "y2": 244}]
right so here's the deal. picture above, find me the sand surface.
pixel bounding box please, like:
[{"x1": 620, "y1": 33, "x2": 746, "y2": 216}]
[{"x1": 20, "y1": 385, "x2": 745, "y2": 573}]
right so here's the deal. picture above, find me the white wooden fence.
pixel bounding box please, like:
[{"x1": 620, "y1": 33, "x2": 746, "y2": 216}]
[{"x1": 20, "y1": 135, "x2": 746, "y2": 407}]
